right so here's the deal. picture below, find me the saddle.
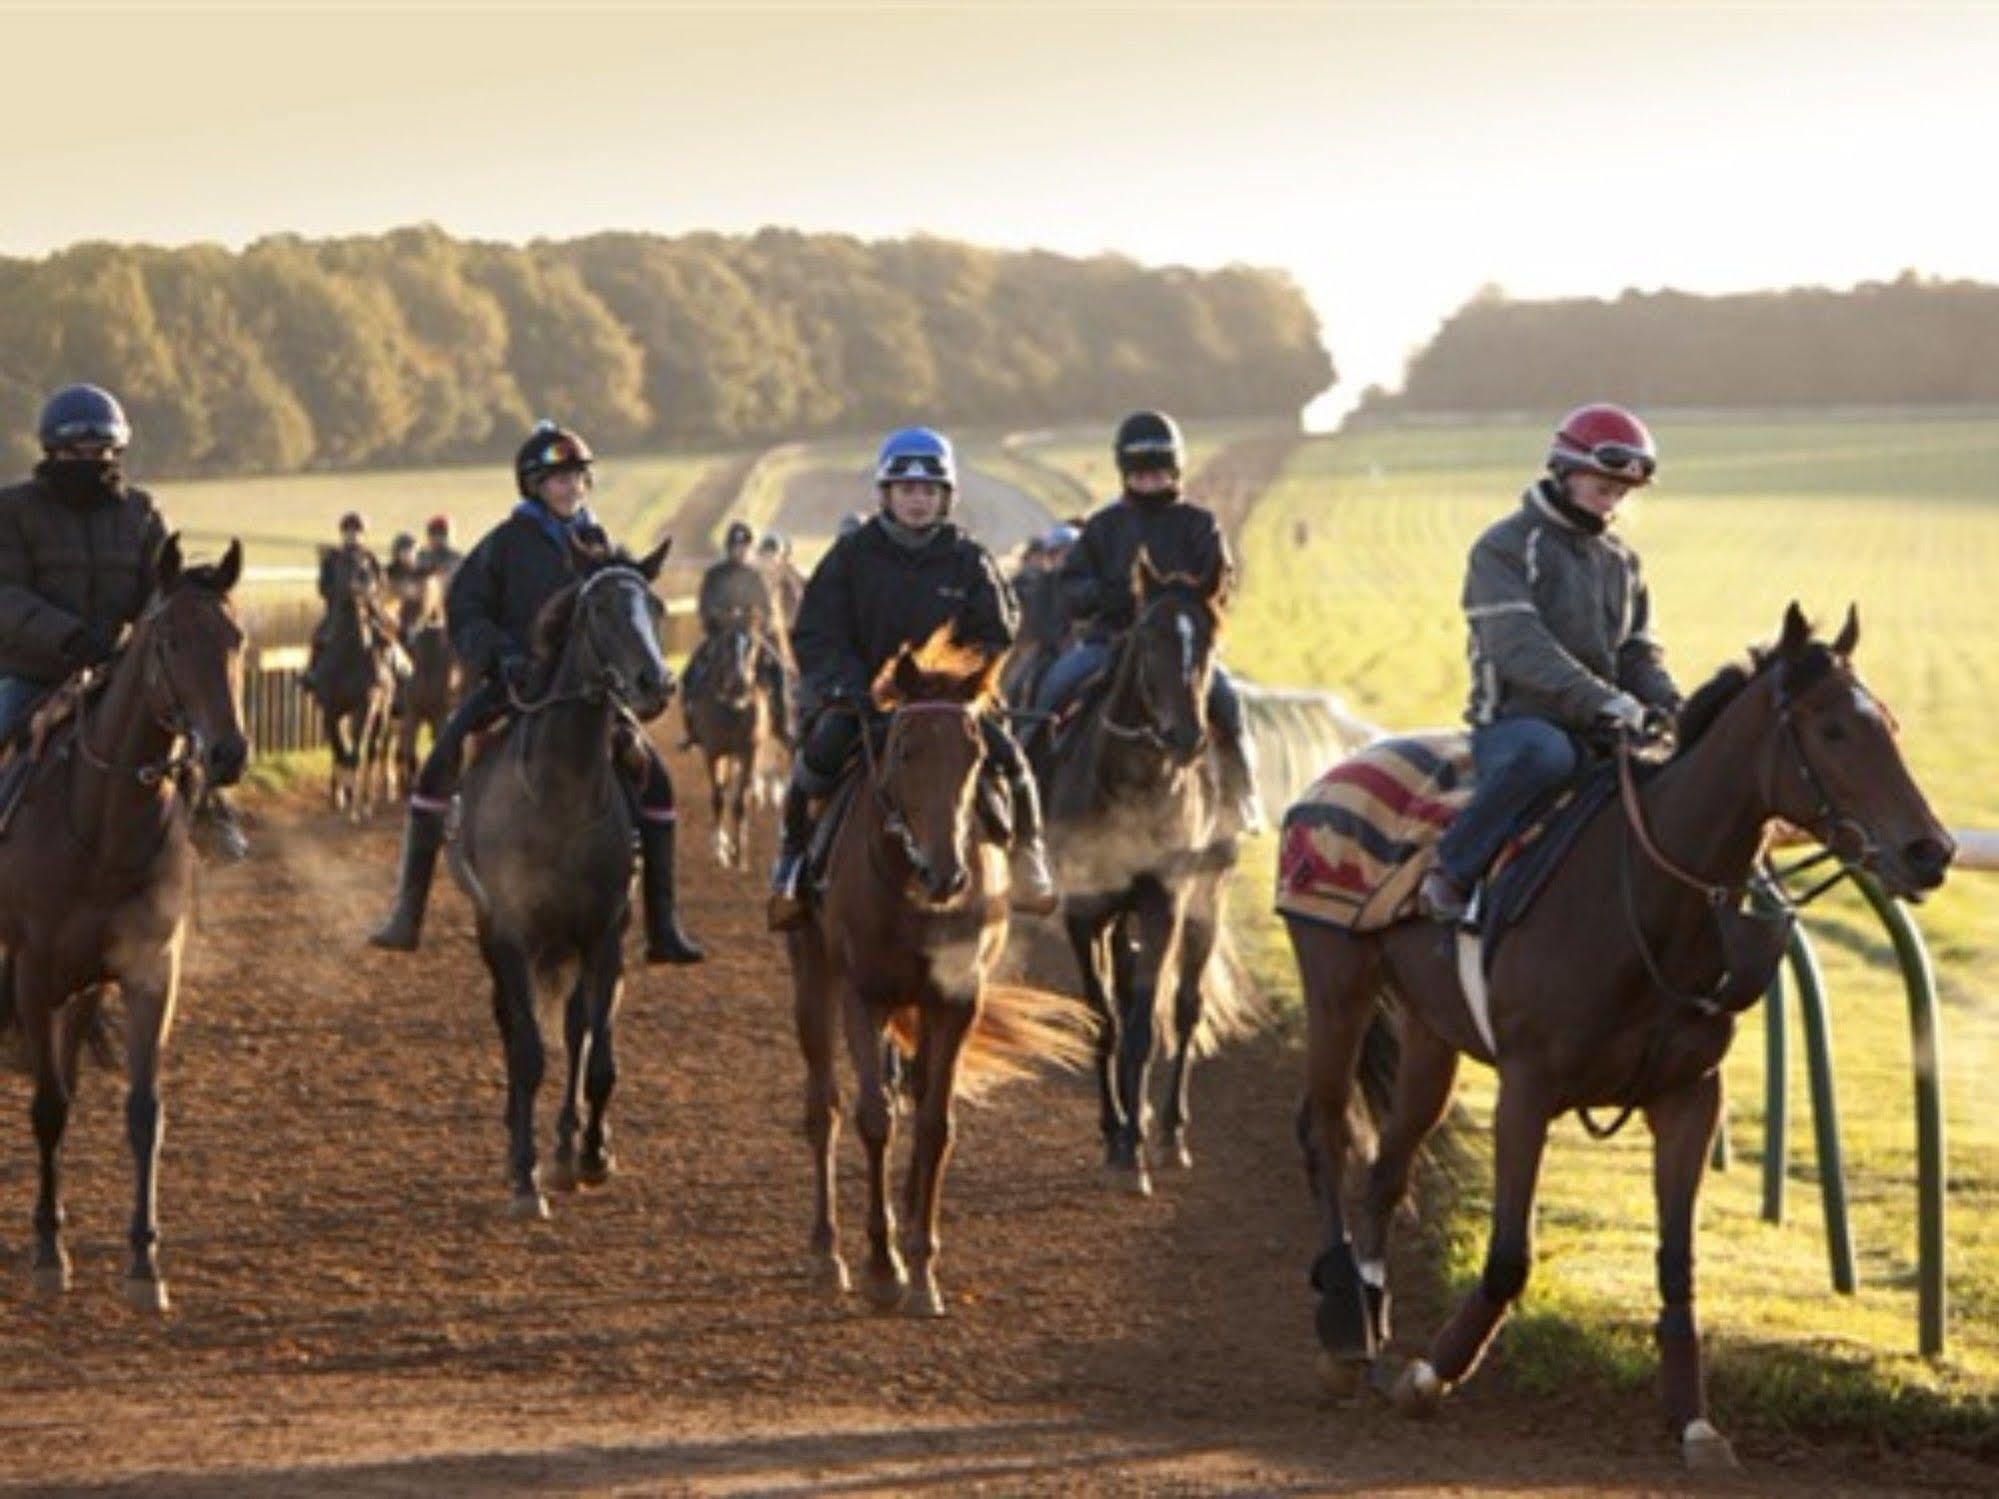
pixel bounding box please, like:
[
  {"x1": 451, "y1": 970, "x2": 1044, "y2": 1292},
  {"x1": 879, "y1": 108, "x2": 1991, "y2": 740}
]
[{"x1": 0, "y1": 667, "x2": 110, "y2": 838}]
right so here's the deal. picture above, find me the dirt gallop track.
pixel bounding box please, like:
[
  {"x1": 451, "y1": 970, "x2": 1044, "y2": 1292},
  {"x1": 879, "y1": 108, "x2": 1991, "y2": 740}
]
[{"x1": 0, "y1": 744, "x2": 1965, "y2": 1496}]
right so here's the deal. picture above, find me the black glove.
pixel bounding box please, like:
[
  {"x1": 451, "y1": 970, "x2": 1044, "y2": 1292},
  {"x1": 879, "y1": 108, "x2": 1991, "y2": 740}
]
[
  {"x1": 1639, "y1": 703, "x2": 1677, "y2": 743},
  {"x1": 496, "y1": 653, "x2": 531, "y2": 691},
  {"x1": 66, "y1": 621, "x2": 119, "y2": 669}
]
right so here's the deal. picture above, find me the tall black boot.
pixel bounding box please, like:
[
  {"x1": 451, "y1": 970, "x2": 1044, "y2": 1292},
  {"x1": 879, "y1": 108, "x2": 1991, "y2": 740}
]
[
  {"x1": 1007, "y1": 770, "x2": 1060, "y2": 916},
  {"x1": 637, "y1": 814, "x2": 704, "y2": 965},
  {"x1": 766, "y1": 777, "x2": 816, "y2": 932},
  {"x1": 368, "y1": 805, "x2": 447, "y2": 950}
]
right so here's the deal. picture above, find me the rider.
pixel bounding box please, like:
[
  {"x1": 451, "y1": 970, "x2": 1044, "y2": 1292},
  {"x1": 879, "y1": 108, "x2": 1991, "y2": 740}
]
[
  {"x1": 685, "y1": 520, "x2": 792, "y2": 743},
  {"x1": 767, "y1": 426, "x2": 1058, "y2": 927},
  {"x1": 385, "y1": 532, "x2": 423, "y2": 596},
  {"x1": 300, "y1": 510, "x2": 383, "y2": 698},
  {"x1": 756, "y1": 529, "x2": 806, "y2": 634},
  {"x1": 367, "y1": 420, "x2": 704, "y2": 964},
  {"x1": 1032, "y1": 411, "x2": 1263, "y2": 832},
  {"x1": 0, "y1": 383, "x2": 247, "y2": 857},
  {"x1": 417, "y1": 513, "x2": 463, "y2": 581},
  {"x1": 1419, "y1": 403, "x2": 1682, "y2": 922}
]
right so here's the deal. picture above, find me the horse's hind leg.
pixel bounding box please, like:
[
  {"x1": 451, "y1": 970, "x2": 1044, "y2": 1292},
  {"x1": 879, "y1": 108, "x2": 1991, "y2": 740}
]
[
  {"x1": 577, "y1": 932, "x2": 624, "y2": 1186},
  {"x1": 483, "y1": 936, "x2": 549, "y2": 1220},
  {"x1": 790, "y1": 930, "x2": 847, "y2": 1295},
  {"x1": 900, "y1": 1001, "x2": 974, "y2": 1318},
  {"x1": 117, "y1": 955, "x2": 179, "y2": 1312},
  {"x1": 844, "y1": 992, "x2": 904, "y2": 1310},
  {"x1": 1160, "y1": 874, "x2": 1222, "y2": 1171},
  {"x1": 547, "y1": 972, "x2": 590, "y2": 1194}
]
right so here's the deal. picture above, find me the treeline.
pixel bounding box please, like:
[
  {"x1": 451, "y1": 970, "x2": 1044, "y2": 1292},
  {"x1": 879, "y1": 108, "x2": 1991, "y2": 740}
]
[
  {"x1": 1361, "y1": 272, "x2": 1999, "y2": 415},
  {"x1": 0, "y1": 225, "x2": 1333, "y2": 475}
]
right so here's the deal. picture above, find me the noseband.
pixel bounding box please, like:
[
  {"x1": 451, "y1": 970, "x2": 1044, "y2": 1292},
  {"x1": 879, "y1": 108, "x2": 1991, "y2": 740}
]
[
  {"x1": 505, "y1": 567, "x2": 660, "y2": 722},
  {"x1": 859, "y1": 699, "x2": 984, "y2": 885},
  {"x1": 1100, "y1": 597, "x2": 1211, "y2": 756}
]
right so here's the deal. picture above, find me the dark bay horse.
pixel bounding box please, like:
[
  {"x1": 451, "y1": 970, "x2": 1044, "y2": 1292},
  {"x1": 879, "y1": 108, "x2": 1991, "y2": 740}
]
[
  {"x1": 392, "y1": 569, "x2": 457, "y2": 803},
  {"x1": 0, "y1": 536, "x2": 248, "y2": 1310},
  {"x1": 449, "y1": 537, "x2": 674, "y2": 1220},
  {"x1": 789, "y1": 628, "x2": 1085, "y2": 1316},
  {"x1": 682, "y1": 606, "x2": 773, "y2": 871},
  {"x1": 1039, "y1": 552, "x2": 1254, "y2": 1196},
  {"x1": 311, "y1": 549, "x2": 397, "y2": 819},
  {"x1": 1290, "y1": 605, "x2": 1953, "y2": 1469}
]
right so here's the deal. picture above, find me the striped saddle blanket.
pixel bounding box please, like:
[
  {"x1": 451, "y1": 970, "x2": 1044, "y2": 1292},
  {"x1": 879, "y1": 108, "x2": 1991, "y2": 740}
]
[{"x1": 1275, "y1": 731, "x2": 1472, "y2": 932}]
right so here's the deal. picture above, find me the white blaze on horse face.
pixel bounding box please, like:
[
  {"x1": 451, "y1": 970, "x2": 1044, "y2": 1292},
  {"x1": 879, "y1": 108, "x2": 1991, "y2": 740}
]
[
  {"x1": 1176, "y1": 611, "x2": 1196, "y2": 676},
  {"x1": 619, "y1": 580, "x2": 666, "y2": 674},
  {"x1": 1851, "y1": 681, "x2": 1889, "y2": 727}
]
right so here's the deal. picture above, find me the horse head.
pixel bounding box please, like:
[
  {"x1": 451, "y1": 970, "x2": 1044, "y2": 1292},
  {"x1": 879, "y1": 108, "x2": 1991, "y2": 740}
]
[
  {"x1": 712, "y1": 606, "x2": 759, "y2": 706},
  {"x1": 1116, "y1": 547, "x2": 1226, "y2": 765},
  {"x1": 870, "y1": 623, "x2": 1005, "y2": 908},
  {"x1": 142, "y1": 534, "x2": 250, "y2": 787},
  {"x1": 530, "y1": 534, "x2": 675, "y2": 720}
]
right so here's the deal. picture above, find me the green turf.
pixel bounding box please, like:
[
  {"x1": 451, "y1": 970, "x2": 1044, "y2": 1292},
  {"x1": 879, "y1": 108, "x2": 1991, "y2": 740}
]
[{"x1": 1226, "y1": 414, "x2": 1999, "y2": 1445}]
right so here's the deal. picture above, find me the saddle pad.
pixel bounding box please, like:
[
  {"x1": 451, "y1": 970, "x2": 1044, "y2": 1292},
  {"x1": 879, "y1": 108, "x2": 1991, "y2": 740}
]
[
  {"x1": 1480, "y1": 761, "x2": 1619, "y2": 969},
  {"x1": 1275, "y1": 732, "x2": 1471, "y2": 932}
]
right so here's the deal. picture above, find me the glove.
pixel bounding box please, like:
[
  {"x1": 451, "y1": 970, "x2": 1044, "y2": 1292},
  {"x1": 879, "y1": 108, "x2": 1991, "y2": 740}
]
[
  {"x1": 1639, "y1": 703, "x2": 1677, "y2": 742},
  {"x1": 66, "y1": 622, "x2": 119, "y2": 669},
  {"x1": 496, "y1": 653, "x2": 531, "y2": 691},
  {"x1": 1597, "y1": 691, "x2": 1646, "y2": 734}
]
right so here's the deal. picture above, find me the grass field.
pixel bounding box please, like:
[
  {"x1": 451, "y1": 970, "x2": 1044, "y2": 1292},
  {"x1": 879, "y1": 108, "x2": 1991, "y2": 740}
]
[{"x1": 1225, "y1": 415, "x2": 1999, "y2": 1443}]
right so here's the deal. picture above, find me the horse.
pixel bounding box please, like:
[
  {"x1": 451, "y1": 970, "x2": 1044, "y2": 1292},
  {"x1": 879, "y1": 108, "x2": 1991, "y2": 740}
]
[
  {"x1": 0, "y1": 535, "x2": 248, "y2": 1310},
  {"x1": 449, "y1": 536, "x2": 675, "y2": 1220},
  {"x1": 1289, "y1": 605, "x2": 1954, "y2": 1469},
  {"x1": 1038, "y1": 551, "x2": 1253, "y2": 1196},
  {"x1": 682, "y1": 605, "x2": 774, "y2": 870},
  {"x1": 789, "y1": 627, "x2": 1086, "y2": 1316},
  {"x1": 392, "y1": 569, "x2": 457, "y2": 802},
  {"x1": 310, "y1": 549, "x2": 397, "y2": 819}
]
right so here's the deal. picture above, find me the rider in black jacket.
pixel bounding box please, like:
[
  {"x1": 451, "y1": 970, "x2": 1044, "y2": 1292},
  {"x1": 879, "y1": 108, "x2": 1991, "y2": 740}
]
[
  {"x1": 767, "y1": 427, "x2": 1057, "y2": 928},
  {"x1": 367, "y1": 421, "x2": 703, "y2": 964}
]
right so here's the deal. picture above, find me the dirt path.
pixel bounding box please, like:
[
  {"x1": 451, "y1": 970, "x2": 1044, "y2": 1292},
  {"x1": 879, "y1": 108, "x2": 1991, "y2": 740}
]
[{"x1": 0, "y1": 747, "x2": 1982, "y2": 1495}]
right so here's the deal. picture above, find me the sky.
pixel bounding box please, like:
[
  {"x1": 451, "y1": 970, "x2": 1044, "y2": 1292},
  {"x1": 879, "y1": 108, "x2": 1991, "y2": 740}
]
[{"x1": 5, "y1": 2, "x2": 1998, "y2": 426}]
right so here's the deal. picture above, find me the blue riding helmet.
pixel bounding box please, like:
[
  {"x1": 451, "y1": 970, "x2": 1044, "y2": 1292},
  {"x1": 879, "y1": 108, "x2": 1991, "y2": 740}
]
[
  {"x1": 1045, "y1": 523, "x2": 1081, "y2": 550},
  {"x1": 874, "y1": 427, "x2": 957, "y2": 493},
  {"x1": 38, "y1": 383, "x2": 131, "y2": 451}
]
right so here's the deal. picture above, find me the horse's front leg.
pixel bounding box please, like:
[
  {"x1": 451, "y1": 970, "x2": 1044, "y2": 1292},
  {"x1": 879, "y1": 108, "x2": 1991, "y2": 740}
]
[
  {"x1": 900, "y1": 1000, "x2": 974, "y2": 1318},
  {"x1": 790, "y1": 929, "x2": 847, "y2": 1295},
  {"x1": 843, "y1": 991, "x2": 904, "y2": 1310},
  {"x1": 1159, "y1": 874, "x2": 1222, "y2": 1170},
  {"x1": 482, "y1": 935, "x2": 548, "y2": 1219},
  {"x1": 1064, "y1": 906, "x2": 1123, "y2": 1166},
  {"x1": 546, "y1": 970, "x2": 590, "y2": 1194},
  {"x1": 730, "y1": 754, "x2": 753, "y2": 871},
  {"x1": 117, "y1": 947, "x2": 181, "y2": 1312},
  {"x1": 1648, "y1": 1070, "x2": 1736, "y2": 1470},
  {"x1": 325, "y1": 707, "x2": 350, "y2": 810},
  {"x1": 13, "y1": 952, "x2": 73, "y2": 1298},
  {"x1": 707, "y1": 753, "x2": 731, "y2": 867},
  {"x1": 1397, "y1": 1069, "x2": 1553, "y2": 1415},
  {"x1": 577, "y1": 927, "x2": 624, "y2": 1186},
  {"x1": 1109, "y1": 881, "x2": 1178, "y2": 1196}
]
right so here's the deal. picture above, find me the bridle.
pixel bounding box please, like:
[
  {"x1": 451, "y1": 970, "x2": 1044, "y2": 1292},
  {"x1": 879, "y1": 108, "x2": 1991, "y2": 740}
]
[
  {"x1": 75, "y1": 592, "x2": 224, "y2": 790},
  {"x1": 1100, "y1": 594, "x2": 1211, "y2": 757},
  {"x1": 503, "y1": 566, "x2": 660, "y2": 725},
  {"x1": 858, "y1": 698, "x2": 985, "y2": 887}
]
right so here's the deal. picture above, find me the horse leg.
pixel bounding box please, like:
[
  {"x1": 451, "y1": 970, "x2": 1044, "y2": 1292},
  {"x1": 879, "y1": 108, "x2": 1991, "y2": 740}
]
[
  {"x1": 1064, "y1": 909, "x2": 1123, "y2": 1165},
  {"x1": 117, "y1": 954, "x2": 178, "y2": 1312},
  {"x1": 1397, "y1": 1069, "x2": 1552, "y2": 1416},
  {"x1": 845, "y1": 994, "x2": 904, "y2": 1310},
  {"x1": 900, "y1": 1002, "x2": 974, "y2": 1318},
  {"x1": 325, "y1": 707, "x2": 348, "y2": 811},
  {"x1": 791, "y1": 929, "x2": 847, "y2": 1294},
  {"x1": 1109, "y1": 881, "x2": 1177, "y2": 1196},
  {"x1": 578, "y1": 930, "x2": 623, "y2": 1186},
  {"x1": 731, "y1": 754, "x2": 753, "y2": 871},
  {"x1": 1647, "y1": 1070, "x2": 1736, "y2": 1470},
  {"x1": 708, "y1": 752, "x2": 731, "y2": 867},
  {"x1": 1292, "y1": 923, "x2": 1383, "y2": 1394},
  {"x1": 547, "y1": 972, "x2": 590, "y2": 1194},
  {"x1": 1159, "y1": 874, "x2": 1221, "y2": 1170},
  {"x1": 483, "y1": 936, "x2": 548, "y2": 1220},
  {"x1": 14, "y1": 956, "x2": 71, "y2": 1297}
]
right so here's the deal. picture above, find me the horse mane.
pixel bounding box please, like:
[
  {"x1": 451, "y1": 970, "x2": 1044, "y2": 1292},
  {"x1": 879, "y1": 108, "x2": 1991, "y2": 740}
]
[
  {"x1": 872, "y1": 622, "x2": 1003, "y2": 710},
  {"x1": 1673, "y1": 635, "x2": 1838, "y2": 758}
]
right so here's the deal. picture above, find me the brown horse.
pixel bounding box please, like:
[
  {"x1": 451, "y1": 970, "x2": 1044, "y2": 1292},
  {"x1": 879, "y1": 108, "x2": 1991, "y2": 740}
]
[
  {"x1": 311, "y1": 551, "x2": 397, "y2": 819},
  {"x1": 1290, "y1": 605, "x2": 1953, "y2": 1468},
  {"x1": 1038, "y1": 552, "x2": 1253, "y2": 1196},
  {"x1": 788, "y1": 628, "x2": 1085, "y2": 1316},
  {"x1": 0, "y1": 536, "x2": 248, "y2": 1310},
  {"x1": 392, "y1": 570, "x2": 457, "y2": 802},
  {"x1": 682, "y1": 606, "x2": 774, "y2": 871}
]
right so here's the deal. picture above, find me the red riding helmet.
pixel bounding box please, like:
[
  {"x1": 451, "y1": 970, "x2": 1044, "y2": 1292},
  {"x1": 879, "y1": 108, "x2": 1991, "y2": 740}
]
[
  {"x1": 426, "y1": 513, "x2": 452, "y2": 538},
  {"x1": 1548, "y1": 404, "x2": 1657, "y2": 486}
]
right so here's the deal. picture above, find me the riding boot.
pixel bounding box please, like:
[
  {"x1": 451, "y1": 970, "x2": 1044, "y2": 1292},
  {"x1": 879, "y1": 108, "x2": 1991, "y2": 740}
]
[
  {"x1": 1006, "y1": 769, "x2": 1061, "y2": 916},
  {"x1": 637, "y1": 813, "x2": 705, "y2": 965},
  {"x1": 1217, "y1": 728, "x2": 1266, "y2": 836},
  {"x1": 767, "y1": 778, "x2": 816, "y2": 932},
  {"x1": 368, "y1": 804, "x2": 447, "y2": 950}
]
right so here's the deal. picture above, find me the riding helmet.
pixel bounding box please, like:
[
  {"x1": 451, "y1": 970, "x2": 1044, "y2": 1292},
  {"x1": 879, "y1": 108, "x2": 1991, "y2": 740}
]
[
  {"x1": 1113, "y1": 410, "x2": 1184, "y2": 476},
  {"x1": 338, "y1": 510, "x2": 367, "y2": 534},
  {"x1": 725, "y1": 520, "x2": 755, "y2": 549},
  {"x1": 514, "y1": 419, "x2": 595, "y2": 498},
  {"x1": 38, "y1": 383, "x2": 131, "y2": 452},
  {"x1": 1548, "y1": 404, "x2": 1657, "y2": 486},
  {"x1": 874, "y1": 427, "x2": 957, "y2": 495}
]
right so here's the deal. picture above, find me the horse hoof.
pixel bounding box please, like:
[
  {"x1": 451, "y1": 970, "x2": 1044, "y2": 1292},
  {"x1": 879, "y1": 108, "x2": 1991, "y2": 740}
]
[
  {"x1": 1390, "y1": 1358, "x2": 1445, "y2": 1418},
  {"x1": 1682, "y1": 1420, "x2": 1740, "y2": 1472},
  {"x1": 862, "y1": 1270, "x2": 907, "y2": 1312},
  {"x1": 544, "y1": 1158, "x2": 579, "y2": 1194},
  {"x1": 123, "y1": 1276, "x2": 170, "y2": 1314},
  {"x1": 577, "y1": 1152, "x2": 616, "y2": 1187},
  {"x1": 509, "y1": 1190, "x2": 551, "y2": 1222},
  {"x1": 1102, "y1": 1161, "x2": 1154, "y2": 1198},
  {"x1": 903, "y1": 1279, "x2": 947, "y2": 1319},
  {"x1": 1156, "y1": 1138, "x2": 1194, "y2": 1171},
  {"x1": 1316, "y1": 1350, "x2": 1370, "y2": 1401},
  {"x1": 809, "y1": 1254, "x2": 851, "y2": 1297},
  {"x1": 30, "y1": 1261, "x2": 70, "y2": 1299}
]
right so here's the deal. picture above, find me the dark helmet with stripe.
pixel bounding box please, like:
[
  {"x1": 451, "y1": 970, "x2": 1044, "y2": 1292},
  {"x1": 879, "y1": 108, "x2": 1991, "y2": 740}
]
[
  {"x1": 338, "y1": 510, "x2": 366, "y2": 534},
  {"x1": 38, "y1": 383, "x2": 131, "y2": 452},
  {"x1": 1113, "y1": 410, "x2": 1184, "y2": 476},
  {"x1": 725, "y1": 520, "x2": 754, "y2": 549},
  {"x1": 514, "y1": 419, "x2": 595, "y2": 499}
]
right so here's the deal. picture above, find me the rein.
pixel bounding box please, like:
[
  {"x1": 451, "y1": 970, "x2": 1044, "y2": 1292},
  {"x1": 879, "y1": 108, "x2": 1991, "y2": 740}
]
[
  {"x1": 74, "y1": 602, "x2": 206, "y2": 789},
  {"x1": 858, "y1": 698, "x2": 984, "y2": 886},
  {"x1": 1098, "y1": 596, "x2": 1210, "y2": 757}
]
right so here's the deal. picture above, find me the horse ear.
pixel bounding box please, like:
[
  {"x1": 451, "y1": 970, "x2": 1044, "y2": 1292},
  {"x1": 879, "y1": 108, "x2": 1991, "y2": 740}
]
[
  {"x1": 155, "y1": 532, "x2": 184, "y2": 593},
  {"x1": 637, "y1": 536, "x2": 673, "y2": 582},
  {"x1": 216, "y1": 539, "x2": 244, "y2": 594},
  {"x1": 892, "y1": 647, "x2": 924, "y2": 704},
  {"x1": 1832, "y1": 603, "x2": 1860, "y2": 659},
  {"x1": 1778, "y1": 601, "x2": 1812, "y2": 659}
]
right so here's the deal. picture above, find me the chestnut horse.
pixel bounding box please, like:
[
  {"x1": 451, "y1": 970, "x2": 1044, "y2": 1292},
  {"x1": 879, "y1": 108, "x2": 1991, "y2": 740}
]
[
  {"x1": 1291, "y1": 606, "x2": 1953, "y2": 1468},
  {"x1": 788, "y1": 628, "x2": 1084, "y2": 1316},
  {"x1": 0, "y1": 536, "x2": 248, "y2": 1310}
]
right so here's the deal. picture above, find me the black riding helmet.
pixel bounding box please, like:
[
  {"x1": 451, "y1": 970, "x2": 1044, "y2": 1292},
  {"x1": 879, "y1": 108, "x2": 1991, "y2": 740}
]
[
  {"x1": 725, "y1": 520, "x2": 754, "y2": 550},
  {"x1": 1114, "y1": 410, "x2": 1185, "y2": 477},
  {"x1": 514, "y1": 419, "x2": 595, "y2": 499}
]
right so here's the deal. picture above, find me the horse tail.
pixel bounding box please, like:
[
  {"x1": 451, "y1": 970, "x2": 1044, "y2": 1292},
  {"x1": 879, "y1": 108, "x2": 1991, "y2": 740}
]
[
  {"x1": 1184, "y1": 924, "x2": 1271, "y2": 1059},
  {"x1": 886, "y1": 984, "x2": 1093, "y2": 1105}
]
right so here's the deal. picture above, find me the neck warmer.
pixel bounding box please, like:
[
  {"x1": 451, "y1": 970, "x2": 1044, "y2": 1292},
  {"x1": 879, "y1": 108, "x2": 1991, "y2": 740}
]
[
  {"x1": 879, "y1": 516, "x2": 941, "y2": 551},
  {"x1": 36, "y1": 456, "x2": 127, "y2": 506},
  {"x1": 513, "y1": 498, "x2": 598, "y2": 555},
  {"x1": 1536, "y1": 476, "x2": 1608, "y2": 536}
]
